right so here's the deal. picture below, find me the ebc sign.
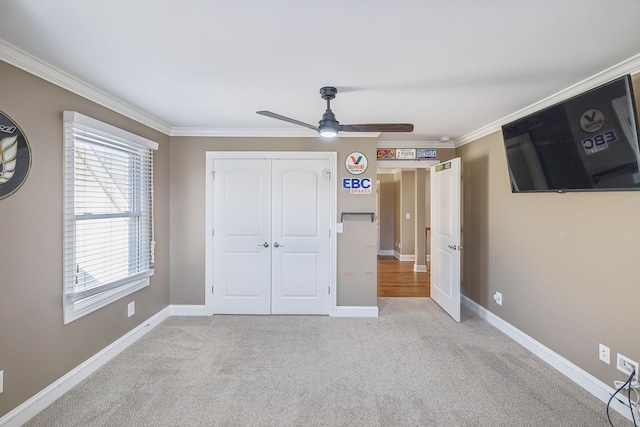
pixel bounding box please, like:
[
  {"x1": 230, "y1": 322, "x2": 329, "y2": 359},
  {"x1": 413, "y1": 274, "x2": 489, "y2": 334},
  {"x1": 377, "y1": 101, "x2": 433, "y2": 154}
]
[
  {"x1": 582, "y1": 129, "x2": 617, "y2": 155},
  {"x1": 345, "y1": 151, "x2": 367, "y2": 175},
  {"x1": 342, "y1": 177, "x2": 372, "y2": 194}
]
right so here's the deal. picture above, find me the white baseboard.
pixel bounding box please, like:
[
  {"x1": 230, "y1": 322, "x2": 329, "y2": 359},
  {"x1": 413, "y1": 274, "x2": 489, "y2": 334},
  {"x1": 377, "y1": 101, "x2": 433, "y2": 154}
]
[
  {"x1": 461, "y1": 295, "x2": 636, "y2": 423},
  {"x1": 0, "y1": 307, "x2": 171, "y2": 427},
  {"x1": 393, "y1": 251, "x2": 415, "y2": 262},
  {"x1": 378, "y1": 250, "x2": 394, "y2": 256},
  {"x1": 170, "y1": 304, "x2": 208, "y2": 316},
  {"x1": 331, "y1": 306, "x2": 379, "y2": 317},
  {"x1": 413, "y1": 264, "x2": 427, "y2": 272}
]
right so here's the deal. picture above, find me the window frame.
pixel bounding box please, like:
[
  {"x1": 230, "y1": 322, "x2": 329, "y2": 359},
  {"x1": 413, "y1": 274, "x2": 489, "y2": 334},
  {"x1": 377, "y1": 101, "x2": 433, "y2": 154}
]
[{"x1": 62, "y1": 111, "x2": 158, "y2": 324}]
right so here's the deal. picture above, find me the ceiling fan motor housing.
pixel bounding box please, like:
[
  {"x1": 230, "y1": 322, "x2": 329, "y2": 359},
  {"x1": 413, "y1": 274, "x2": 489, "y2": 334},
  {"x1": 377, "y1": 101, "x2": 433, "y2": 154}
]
[
  {"x1": 319, "y1": 109, "x2": 339, "y2": 127},
  {"x1": 319, "y1": 86, "x2": 337, "y2": 100}
]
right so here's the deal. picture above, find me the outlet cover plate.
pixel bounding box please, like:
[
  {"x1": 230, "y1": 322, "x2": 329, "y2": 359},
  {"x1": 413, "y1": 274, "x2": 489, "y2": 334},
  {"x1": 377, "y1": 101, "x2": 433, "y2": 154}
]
[
  {"x1": 599, "y1": 344, "x2": 610, "y2": 364},
  {"x1": 0, "y1": 370, "x2": 4, "y2": 394},
  {"x1": 494, "y1": 291, "x2": 502, "y2": 306},
  {"x1": 617, "y1": 353, "x2": 639, "y2": 378},
  {"x1": 127, "y1": 301, "x2": 135, "y2": 317}
]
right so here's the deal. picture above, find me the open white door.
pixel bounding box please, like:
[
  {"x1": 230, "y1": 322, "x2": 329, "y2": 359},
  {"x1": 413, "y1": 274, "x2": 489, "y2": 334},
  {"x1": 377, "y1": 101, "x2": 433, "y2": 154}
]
[{"x1": 430, "y1": 158, "x2": 461, "y2": 322}]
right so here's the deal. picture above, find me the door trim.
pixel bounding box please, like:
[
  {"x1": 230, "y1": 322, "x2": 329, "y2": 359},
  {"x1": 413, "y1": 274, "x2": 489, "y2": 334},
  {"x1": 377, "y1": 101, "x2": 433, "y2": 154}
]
[{"x1": 205, "y1": 151, "x2": 337, "y2": 316}]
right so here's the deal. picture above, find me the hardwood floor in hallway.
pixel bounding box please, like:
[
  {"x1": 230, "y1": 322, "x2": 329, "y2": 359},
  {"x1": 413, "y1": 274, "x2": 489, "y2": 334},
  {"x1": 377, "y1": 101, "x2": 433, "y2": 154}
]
[{"x1": 377, "y1": 256, "x2": 430, "y2": 297}]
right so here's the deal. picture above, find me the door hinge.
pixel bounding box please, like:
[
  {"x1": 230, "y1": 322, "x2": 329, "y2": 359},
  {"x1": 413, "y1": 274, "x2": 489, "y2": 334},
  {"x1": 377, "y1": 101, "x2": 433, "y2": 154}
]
[
  {"x1": 212, "y1": 228, "x2": 215, "y2": 236},
  {"x1": 211, "y1": 171, "x2": 215, "y2": 179},
  {"x1": 211, "y1": 285, "x2": 214, "y2": 293},
  {"x1": 328, "y1": 286, "x2": 331, "y2": 294}
]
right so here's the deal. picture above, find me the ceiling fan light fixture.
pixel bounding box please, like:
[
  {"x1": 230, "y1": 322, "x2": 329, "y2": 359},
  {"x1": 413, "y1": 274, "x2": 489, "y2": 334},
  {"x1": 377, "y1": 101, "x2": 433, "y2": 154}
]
[{"x1": 319, "y1": 125, "x2": 338, "y2": 138}]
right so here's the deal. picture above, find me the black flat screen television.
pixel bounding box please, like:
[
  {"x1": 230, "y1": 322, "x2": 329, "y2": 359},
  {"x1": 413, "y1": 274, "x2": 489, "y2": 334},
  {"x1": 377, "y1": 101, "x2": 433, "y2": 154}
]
[{"x1": 501, "y1": 75, "x2": 640, "y2": 192}]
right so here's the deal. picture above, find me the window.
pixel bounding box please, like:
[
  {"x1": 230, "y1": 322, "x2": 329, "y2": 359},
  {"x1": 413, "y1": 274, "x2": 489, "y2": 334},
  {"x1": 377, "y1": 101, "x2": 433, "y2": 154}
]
[{"x1": 63, "y1": 111, "x2": 158, "y2": 324}]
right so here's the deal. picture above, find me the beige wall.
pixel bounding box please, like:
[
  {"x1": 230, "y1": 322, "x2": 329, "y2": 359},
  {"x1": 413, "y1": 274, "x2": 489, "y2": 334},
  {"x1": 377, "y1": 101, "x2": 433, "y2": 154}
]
[
  {"x1": 169, "y1": 136, "x2": 378, "y2": 307},
  {"x1": 456, "y1": 72, "x2": 640, "y2": 389},
  {"x1": 424, "y1": 171, "x2": 431, "y2": 228},
  {"x1": 414, "y1": 168, "x2": 427, "y2": 266},
  {"x1": 393, "y1": 172, "x2": 401, "y2": 252},
  {"x1": 0, "y1": 61, "x2": 171, "y2": 418},
  {"x1": 377, "y1": 174, "x2": 395, "y2": 252},
  {"x1": 400, "y1": 170, "x2": 416, "y2": 255}
]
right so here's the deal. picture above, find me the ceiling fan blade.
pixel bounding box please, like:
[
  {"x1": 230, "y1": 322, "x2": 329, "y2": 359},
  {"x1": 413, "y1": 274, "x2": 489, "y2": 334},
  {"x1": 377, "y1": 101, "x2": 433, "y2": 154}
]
[
  {"x1": 256, "y1": 111, "x2": 318, "y2": 131},
  {"x1": 340, "y1": 123, "x2": 414, "y2": 133}
]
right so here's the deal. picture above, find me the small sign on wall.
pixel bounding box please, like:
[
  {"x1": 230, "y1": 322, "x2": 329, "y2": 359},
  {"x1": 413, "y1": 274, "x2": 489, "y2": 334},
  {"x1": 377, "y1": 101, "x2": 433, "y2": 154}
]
[
  {"x1": 377, "y1": 149, "x2": 395, "y2": 159},
  {"x1": 342, "y1": 177, "x2": 372, "y2": 194},
  {"x1": 345, "y1": 151, "x2": 368, "y2": 175},
  {"x1": 395, "y1": 148, "x2": 416, "y2": 159},
  {"x1": 435, "y1": 161, "x2": 452, "y2": 172},
  {"x1": 417, "y1": 148, "x2": 437, "y2": 159}
]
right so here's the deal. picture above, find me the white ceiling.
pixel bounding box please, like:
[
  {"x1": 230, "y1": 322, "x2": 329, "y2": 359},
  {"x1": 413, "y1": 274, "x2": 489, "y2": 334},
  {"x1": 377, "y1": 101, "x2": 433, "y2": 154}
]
[{"x1": 1, "y1": 0, "x2": 640, "y2": 144}]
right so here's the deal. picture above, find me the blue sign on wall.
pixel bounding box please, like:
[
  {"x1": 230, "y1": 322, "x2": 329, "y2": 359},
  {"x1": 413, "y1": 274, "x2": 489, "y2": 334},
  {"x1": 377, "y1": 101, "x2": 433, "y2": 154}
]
[{"x1": 342, "y1": 177, "x2": 372, "y2": 194}]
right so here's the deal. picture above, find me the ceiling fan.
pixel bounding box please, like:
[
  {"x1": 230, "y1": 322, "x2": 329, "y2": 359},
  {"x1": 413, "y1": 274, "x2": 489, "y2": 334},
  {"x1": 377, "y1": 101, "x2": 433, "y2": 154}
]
[{"x1": 257, "y1": 86, "x2": 414, "y2": 138}]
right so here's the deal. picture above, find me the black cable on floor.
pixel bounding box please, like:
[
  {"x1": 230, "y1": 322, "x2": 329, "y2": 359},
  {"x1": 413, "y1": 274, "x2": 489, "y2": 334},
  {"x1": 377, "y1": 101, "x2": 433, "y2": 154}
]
[
  {"x1": 607, "y1": 369, "x2": 636, "y2": 427},
  {"x1": 629, "y1": 368, "x2": 637, "y2": 427}
]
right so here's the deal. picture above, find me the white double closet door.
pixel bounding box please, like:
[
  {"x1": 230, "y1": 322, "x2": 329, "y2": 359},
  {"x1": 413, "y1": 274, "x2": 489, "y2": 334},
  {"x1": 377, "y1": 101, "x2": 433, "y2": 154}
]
[{"x1": 212, "y1": 157, "x2": 331, "y2": 315}]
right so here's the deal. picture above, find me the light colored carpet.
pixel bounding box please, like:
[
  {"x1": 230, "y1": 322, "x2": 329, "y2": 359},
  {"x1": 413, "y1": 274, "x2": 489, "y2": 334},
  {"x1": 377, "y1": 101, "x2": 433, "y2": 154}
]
[{"x1": 25, "y1": 298, "x2": 625, "y2": 426}]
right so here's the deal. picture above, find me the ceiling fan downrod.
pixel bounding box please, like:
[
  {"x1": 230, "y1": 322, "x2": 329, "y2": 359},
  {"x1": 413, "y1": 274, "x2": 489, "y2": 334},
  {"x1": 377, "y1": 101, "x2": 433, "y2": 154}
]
[{"x1": 318, "y1": 87, "x2": 340, "y2": 137}]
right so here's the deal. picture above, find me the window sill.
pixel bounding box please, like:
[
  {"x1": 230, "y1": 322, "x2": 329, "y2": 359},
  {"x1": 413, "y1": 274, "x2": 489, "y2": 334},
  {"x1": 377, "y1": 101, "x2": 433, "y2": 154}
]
[{"x1": 63, "y1": 274, "x2": 153, "y2": 324}]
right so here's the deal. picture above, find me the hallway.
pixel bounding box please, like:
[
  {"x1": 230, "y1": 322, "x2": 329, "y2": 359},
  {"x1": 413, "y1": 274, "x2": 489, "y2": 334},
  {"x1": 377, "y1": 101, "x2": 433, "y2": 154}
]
[{"x1": 377, "y1": 256, "x2": 430, "y2": 297}]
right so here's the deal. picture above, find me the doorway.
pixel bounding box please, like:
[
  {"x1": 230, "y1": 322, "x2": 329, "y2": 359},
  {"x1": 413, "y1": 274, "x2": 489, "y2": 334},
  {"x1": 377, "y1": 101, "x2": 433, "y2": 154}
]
[{"x1": 376, "y1": 168, "x2": 430, "y2": 297}]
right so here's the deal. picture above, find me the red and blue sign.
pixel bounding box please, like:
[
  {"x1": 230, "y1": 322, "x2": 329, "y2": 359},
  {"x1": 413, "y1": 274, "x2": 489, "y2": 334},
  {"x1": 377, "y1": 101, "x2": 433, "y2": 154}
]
[{"x1": 345, "y1": 151, "x2": 368, "y2": 175}]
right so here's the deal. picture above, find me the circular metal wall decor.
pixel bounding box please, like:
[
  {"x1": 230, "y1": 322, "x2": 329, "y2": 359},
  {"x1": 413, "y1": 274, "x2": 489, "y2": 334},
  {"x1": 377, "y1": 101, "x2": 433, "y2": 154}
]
[
  {"x1": 0, "y1": 110, "x2": 31, "y2": 200},
  {"x1": 345, "y1": 151, "x2": 368, "y2": 175}
]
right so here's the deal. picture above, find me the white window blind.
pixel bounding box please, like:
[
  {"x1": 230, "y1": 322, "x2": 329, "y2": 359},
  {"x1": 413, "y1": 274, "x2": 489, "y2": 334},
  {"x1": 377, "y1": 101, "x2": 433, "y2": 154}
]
[{"x1": 63, "y1": 111, "x2": 158, "y2": 324}]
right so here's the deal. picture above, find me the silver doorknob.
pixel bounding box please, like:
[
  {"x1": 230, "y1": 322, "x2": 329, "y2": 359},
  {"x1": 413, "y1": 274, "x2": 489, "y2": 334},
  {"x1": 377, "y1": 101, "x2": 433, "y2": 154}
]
[
  {"x1": 258, "y1": 242, "x2": 269, "y2": 247},
  {"x1": 273, "y1": 242, "x2": 283, "y2": 248}
]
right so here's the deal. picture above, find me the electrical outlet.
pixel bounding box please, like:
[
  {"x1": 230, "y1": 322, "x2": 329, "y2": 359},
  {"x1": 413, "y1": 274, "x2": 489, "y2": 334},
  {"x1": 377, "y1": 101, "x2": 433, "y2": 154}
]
[
  {"x1": 0, "y1": 370, "x2": 4, "y2": 394},
  {"x1": 493, "y1": 291, "x2": 502, "y2": 306},
  {"x1": 617, "y1": 353, "x2": 639, "y2": 379},
  {"x1": 599, "y1": 344, "x2": 610, "y2": 364},
  {"x1": 127, "y1": 301, "x2": 135, "y2": 317}
]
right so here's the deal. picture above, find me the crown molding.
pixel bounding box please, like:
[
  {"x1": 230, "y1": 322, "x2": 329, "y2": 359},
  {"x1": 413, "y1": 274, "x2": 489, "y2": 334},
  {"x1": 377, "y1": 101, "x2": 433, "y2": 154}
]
[
  {"x1": 0, "y1": 40, "x2": 173, "y2": 135},
  {"x1": 454, "y1": 52, "x2": 640, "y2": 148}
]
